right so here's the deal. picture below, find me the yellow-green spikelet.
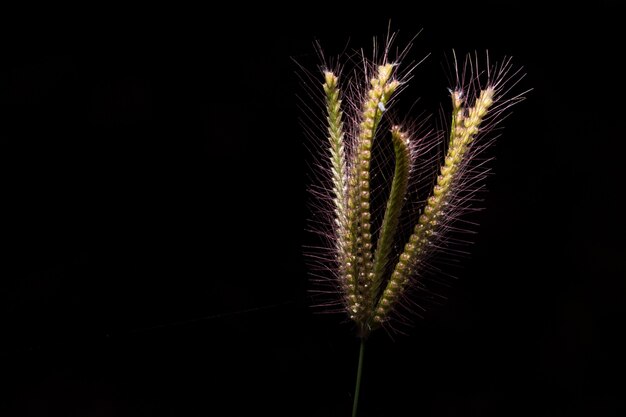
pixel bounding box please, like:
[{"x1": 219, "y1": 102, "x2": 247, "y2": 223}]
[{"x1": 346, "y1": 64, "x2": 399, "y2": 328}]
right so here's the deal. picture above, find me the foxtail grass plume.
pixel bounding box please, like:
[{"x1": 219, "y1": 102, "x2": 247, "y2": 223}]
[{"x1": 303, "y1": 35, "x2": 526, "y2": 339}]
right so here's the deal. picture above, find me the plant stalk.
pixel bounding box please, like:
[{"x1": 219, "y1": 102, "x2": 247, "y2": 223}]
[{"x1": 352, "y1": 338, "x2": 366, "y2": 417}]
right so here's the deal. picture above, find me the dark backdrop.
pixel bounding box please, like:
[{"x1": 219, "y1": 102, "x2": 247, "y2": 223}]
[{"x1": 1, "y1": 3, "x2": 624, "y2": 416}]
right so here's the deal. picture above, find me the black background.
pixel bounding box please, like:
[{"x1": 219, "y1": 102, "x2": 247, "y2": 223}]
[{"x1": 1, "y1": 3, "x2": 624, "y2": 416}]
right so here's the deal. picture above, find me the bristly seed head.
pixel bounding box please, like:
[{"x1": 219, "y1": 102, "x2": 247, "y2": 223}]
[{"x1": 304, "y1": 33, "x2": 526, "y2": 338}]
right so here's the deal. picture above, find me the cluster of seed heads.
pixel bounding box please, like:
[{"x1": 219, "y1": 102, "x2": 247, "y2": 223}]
[{"x1": 309, "y1": 43, "x2": 525, "y2": 338}]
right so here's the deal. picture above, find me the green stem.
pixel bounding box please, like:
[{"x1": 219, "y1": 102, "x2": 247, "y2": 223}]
[
  {"x1": 352, "y1": 338, "x2": 366, "y2": 417},
  {"x1": 371, "y1": 127, "x2": 410, "y2": 296}
]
